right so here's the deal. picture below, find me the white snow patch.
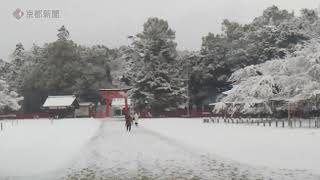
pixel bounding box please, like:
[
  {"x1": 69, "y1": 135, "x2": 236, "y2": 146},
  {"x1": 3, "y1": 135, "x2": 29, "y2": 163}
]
[
  {"x1": 141, "y1": 118, "x2": 320, "y2": 174},
  {"x1": 0, "y1": 118, "x2": 101, "y2": 176}
]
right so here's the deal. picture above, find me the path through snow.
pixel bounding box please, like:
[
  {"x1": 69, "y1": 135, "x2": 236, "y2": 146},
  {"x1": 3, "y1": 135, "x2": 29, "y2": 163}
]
[{"x1": 57, "y1": 120, "x2": 319, "y2": 180}]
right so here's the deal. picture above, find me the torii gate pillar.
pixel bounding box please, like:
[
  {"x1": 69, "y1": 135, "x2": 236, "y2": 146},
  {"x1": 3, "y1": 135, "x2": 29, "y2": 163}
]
[{"x1": 99, "y1": 88, "x2": 130, "y2": 117}]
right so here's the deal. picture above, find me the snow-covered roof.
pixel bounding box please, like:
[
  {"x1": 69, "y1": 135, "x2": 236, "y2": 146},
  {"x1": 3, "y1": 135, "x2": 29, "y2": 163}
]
[
  {"x1": 43, "y1": 95, "x2": 77, "y2": 107},
  {"x1": 111, "y1": 98, "x2": 131, "y2": 107},
  {"x1": 79, "y1": 102, "x2": 94, "y2": 106}
]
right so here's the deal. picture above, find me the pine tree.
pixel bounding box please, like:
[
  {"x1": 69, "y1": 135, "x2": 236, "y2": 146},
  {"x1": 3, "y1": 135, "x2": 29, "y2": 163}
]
[
  {"x1": 0, "y1": 59, "x2": 9, "y2": 80},
  {"x1": 57, "y1": 25, "x2": 70, "y2": 41},
  {"x1": 6, "y1": 43, "x2": 27, "y2": 91},
  {"x1": 128, "y1": 18, "x2": 185, "y2": 113}
]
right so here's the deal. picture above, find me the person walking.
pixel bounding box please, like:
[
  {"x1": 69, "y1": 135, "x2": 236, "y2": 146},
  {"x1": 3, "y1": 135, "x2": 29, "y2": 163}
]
[
  {"x1": 134, "y1": 112, "x2": 139, "y2": 127},
  {"x1": 124, "y1": 112, "x2": 133, "y2": 132}
]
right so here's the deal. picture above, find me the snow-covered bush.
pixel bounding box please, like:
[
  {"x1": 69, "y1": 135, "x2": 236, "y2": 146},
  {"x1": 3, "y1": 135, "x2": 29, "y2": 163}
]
[
  {"x1": 218, "y1": 39, "x2": 320, "y2": 115},
  {"x1": 0, "y1": 80, "x2": 23, "y2": 112}
]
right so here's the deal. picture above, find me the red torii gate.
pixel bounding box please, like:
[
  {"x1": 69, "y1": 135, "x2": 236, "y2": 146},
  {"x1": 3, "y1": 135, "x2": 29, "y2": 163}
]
[{"x1": 99, "y1": 88, "x2": 130, "y2": 117}]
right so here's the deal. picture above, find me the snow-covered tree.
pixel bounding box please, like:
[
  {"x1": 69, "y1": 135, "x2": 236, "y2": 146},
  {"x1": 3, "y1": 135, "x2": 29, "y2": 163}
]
[
  {"x1": 192, "y1": 6, "x2": 312, "y2": 106},
  {"x1": 110, "y1": 46, "x2": 138, "y2": 88},
  {"x1": 127, "y1": 17, "x2": 185, "y2": 112},
  {"x1": 217, "y1": 39, "x2": 320, "y2": 115},
  {"x1": 75, "y1": 45, "x2": 114, "y2": 103},
  {"x1": 6, "y1": 43, "x2": 27, "y2": 90},
  {"x1": 252, "y1": 5, "x2": 294, "y2": 26},
  {"x1": 57, "y1": 25, "x2": 70, "y2": 41},
  {"x1": 0, "y1": 80, "x2": 23, "y2": 112},
  {"x1": 0, "y1": 59, "x2": 10, "y2": 79}
]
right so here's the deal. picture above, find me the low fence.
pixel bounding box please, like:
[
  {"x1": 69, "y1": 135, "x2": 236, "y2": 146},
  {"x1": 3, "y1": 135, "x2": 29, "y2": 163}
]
[
  {"x1": 0, "y1": 119, "x2": 20, "y2": 131},
  {"x1": 203, "y1": 116, "x2": 320, "y2": 128}
]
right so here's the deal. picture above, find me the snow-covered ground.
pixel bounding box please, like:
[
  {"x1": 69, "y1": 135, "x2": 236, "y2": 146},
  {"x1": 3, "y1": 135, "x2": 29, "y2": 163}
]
[
  {"x1": 141, "y1": 118, "x2": 320, "y2": 173},
  {"x1": 0, "y1": 118, "x2": 101, "y2": 177},
  {"x1": 1, "y1": 118, "x2": 320, "y2": 180}
]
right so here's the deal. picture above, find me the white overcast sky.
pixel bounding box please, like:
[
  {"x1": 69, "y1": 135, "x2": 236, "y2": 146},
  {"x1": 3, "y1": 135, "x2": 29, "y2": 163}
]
[{"x1": 0, "y1": 0, "x2": 319, "y2": 60}]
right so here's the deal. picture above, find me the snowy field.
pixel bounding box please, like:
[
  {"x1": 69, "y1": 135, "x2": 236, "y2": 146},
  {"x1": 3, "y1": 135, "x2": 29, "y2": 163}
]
[
  {"x1": 1, "y1": 118, "x2": 320, "y2": 180},
  {"x1": 0, "y1": 118, "x2": 101, "y2": 177},
  {"x1": 141, "y1": 118, "x2": 320, "y2": 173}
]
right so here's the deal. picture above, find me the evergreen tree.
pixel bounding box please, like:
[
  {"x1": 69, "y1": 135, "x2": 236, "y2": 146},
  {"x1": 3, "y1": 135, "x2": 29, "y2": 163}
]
[
  {"x1": 128, "y1": 18, "x2": 185, "y2": 113},
  {"x1": 76, "y1": 45, "x2": 114, "y2": 103},
  {"x1": 7, "y1": 43, "x2": 27, "y2": 91},
  {"x1": 0, "y1": 59, "x2": 9, "y2": 80},
  {"x1": 57, "y1": 25, "x2": 70, "y2": 41},
  {"x1": 19, "y1": 26, "x2": 115, "y2": 111}
]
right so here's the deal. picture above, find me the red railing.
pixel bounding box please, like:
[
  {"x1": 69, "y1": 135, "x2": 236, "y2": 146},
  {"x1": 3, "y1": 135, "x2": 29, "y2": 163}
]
[
  {"x1": 139, "y1": 109, "x2": 212, "y2": 118},
  {"x1": 0, "y1": 112, "x2": 49, "y2": 119},
  {"x1": 0, "y1": 109, "x2": 212, "y2": 119}
]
